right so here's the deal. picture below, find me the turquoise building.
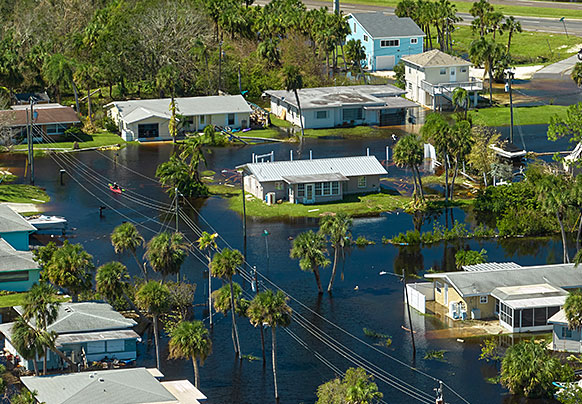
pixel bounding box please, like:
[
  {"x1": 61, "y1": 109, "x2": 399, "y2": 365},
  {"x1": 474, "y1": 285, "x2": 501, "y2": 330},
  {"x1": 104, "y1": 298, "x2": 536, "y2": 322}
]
[
  {"x1": 0, "y1": 302, "x2": 139, "y2": 371},
  {"x1": 0, "y1": 238, "x2": 41, "y2": 292},
  {"x1": 346, "y1": 12, "x2": 425, "y2": 71},
  {"x1": 0, "y1": 205, "x2": 36, "y2": 251}
]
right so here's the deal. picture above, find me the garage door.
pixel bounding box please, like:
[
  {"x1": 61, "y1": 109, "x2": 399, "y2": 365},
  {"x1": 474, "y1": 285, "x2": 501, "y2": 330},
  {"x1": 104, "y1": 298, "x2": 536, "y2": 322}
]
[{"x1": 376, "y1": 55, "x2": 395, "y2": 70}]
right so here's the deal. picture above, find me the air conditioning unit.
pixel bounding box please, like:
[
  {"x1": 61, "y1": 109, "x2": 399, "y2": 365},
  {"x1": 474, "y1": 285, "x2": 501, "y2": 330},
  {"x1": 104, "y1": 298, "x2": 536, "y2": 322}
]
[{"x1": 266, "y1": 192, "x2": 275, "y2": 205}]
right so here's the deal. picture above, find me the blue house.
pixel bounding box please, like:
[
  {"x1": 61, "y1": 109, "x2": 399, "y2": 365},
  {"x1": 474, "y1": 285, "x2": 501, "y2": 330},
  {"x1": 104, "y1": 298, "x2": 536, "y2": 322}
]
[
  {"x1": 0, "y1": 302, "x2": 139, "y2": 371},
  {"x1": 0, "y1": 205, "x2": 36, "y2": 251},
  {"x1": 346, "y1": 12, "x2": 425, "y2": 71},
  {"x1": 0, "y1": 238, "x2": 41, "y2": 292}
]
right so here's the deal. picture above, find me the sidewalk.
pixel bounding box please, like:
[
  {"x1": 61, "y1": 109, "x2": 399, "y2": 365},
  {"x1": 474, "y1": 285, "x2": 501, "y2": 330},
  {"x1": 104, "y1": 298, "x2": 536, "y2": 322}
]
[{"x1": 534, "y1": 54, "x2": 581, "y2": 78}]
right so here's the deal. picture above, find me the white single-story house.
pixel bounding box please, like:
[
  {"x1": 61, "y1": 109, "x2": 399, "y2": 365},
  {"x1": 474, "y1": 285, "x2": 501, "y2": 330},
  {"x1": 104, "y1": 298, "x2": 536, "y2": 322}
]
[
  {"x1": 20, "y1": 368, "x2": 207, "y2": 404},
  {"x1": 237, "y1": 155, "x2": 388, "y2": 204},
  {"x1": 264, "y1": 84, "x2": 417, "y2": 129},
  {"x1": 407, "y1": 262, "x2": 582, "y2": 333},
  {"x1": 401, "y1": 49, "x2": 483, "y2": 110},
  {"x1": 549, "y1": 309, "x2": 582, "y2": 353},
  {"x1": 106, "y1": 95, "x2": 252, "y2": 141},
  {"x1": 0, "y1": 302, "x2": 139, "y2": 371}
]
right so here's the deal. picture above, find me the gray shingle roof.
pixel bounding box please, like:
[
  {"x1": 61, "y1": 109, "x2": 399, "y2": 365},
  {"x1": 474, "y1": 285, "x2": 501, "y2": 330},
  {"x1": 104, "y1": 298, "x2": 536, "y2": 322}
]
[
  {"x1": 425, "y1": 263, "x2": 582, "y2": 297},
  {"x1": 20, "y1": 368, "x2": 179, "y2": 404},
  {"x1": 237, "y1": 156, "x2": 388, "y2": 183},
  {"x1": 0, "y1": 205, "x2": 36, "y2": 233},
  {"x1": 107, "y1": 95, "x2": 252, "y2": 124},
  {"x1": 402, "y1": 49, "x2": 471, "y2": 67},
  {"x1": 349, "y1": 12, "x2": 425, "y2": 38},
  {"x1": 0, "y1": 238, "x2": 40, "y2": 272},
  {"x1": 14, "y1": 302, "x2": 136, "y2": 334}
]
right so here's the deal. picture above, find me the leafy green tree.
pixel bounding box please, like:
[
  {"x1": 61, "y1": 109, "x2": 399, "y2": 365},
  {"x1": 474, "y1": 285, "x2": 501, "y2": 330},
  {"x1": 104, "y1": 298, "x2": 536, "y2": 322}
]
[
  {"x1": 73, "y1": 63, "x2": 99, "y2": 125},
  {"x1": 290, "y1": 230, "x2": 330, "y2": 294},
  {"x1": 421, "y1": 113, "x2": 452, "y2": 201},
  {"x1": 156, "y1": 155, "x2": 209, "y2": 198},
  {"x1": 197, "y1": 232, "x2": 218, "y2": 327},
  {"x1": 32, "y1": 242, "x2": 58, "y2": 268},
  {"x1": 452, "y1": 87, "x2": 469, "y2": 120},
  {"x1": 316, "y1": 367, "x2": 383, "y2": 404},
  {"x1": 572, "y1": 63, "x2": 582, "y2": 88},
  {"x1": 393, "y1": 60, "x2": 405, "y2": 89},
  {"x1": 211, "y1": 248, "x2": 244, "y2": 358},
  {"x1": 11, "y1": 388, "x2": 38, "y2": 404},
  {"x1": 455, "y1": 248, "x2": 487, "y2": 269},
  {"x1": 319, "y1": 214, "x2": 352, "y2": 292},
  {"x1": 136, "y1": 281, "x2": 171, "y2": 370},
  {"x1": 257, "y1": 38, "x2": 281, "y2": 67},
  {"x1": 42, "y1": 53, "x2": 79, "y2": 110},
  {"x1": 145, "y1": 232, "x2": 188, "y2": 281},
  {"x1": 111, "y1": 222, "x2": 147, "y2": 280},
  {"x1": 247, "y1": 290, "x2": 292, "y2": 400},
  {"x1": 282, "y1": 64, "x2": 305, "y2": 141},
  {"x1": 537, "y1": 174, "x2": 572, "y2": 263},
  {"x1": 548, "y1": 102, "x2": 582, "y2": 144},
  {"x1": 168, "y1": 320, "x2": 212, "y2": 389},
  {"x1": 470, "y1": 0, "x2": 495, "y2": 37},
  {"x1": 45, "y1": 241, "x2": 94, "y2": 302},
  {"x1": 393, "y1": 134, "x2": 425, "y2": 202},
  {"x1": 500, "y1": 339, "x2": 574, "y2": 398},
  {"x1": 344, "y1": 39, "x2": 366, "y2": 82},
  {"x1": 449, "y1": 120, "x2": 473, "y2": 200},
  {"x1": 564, "y1": 291, "x2": 582, "y2": 330},
  {"x1": 467, "y1": 126, "x2": 500, "y2": 187}
]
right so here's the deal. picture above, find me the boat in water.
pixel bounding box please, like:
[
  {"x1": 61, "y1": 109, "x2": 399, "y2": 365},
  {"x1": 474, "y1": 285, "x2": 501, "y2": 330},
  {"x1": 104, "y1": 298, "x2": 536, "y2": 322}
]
[{"x1": 27, "y1": 215, "x2": 68, "y2": 233}]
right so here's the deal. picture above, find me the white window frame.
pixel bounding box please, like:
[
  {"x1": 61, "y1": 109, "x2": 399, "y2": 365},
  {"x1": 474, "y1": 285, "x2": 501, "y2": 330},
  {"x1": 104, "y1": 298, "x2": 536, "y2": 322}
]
[
  {"x1": 297, "y1": 184, "x2": 305, "y2": 198},
  {"x1": 363, "y1": 35, "x2": 368, "y2": 42},
  {"x1": 357, "y1": 176, "x2": 367, "y2": 188},
  {"x1": 323, "y1": 182, "x2": 331, "y2": 196},
  {"x1": 316, "y1": 110, "x2": 328, "y2": 119},
  {"x1": 380, "y1": 39, "x2": 400, "y2": 48},
  {"x1": 440, "y1": 68, "x2": 447, "y2": 75},
  {"x1": 480, "y1": 296, "x2": 488, "y2": 304},
  {"x1": 410, "y1": 38, "x2": 418, "y2": 44},
  {"x1": 460, "y1": 67, "x2": 467, "y2": 73},
  {"x1": 332, "y1": 181, "x2": 340, "y2": 195},
  {"x1": 315, "y1": 182, "x2": 322, "y2": 196}
]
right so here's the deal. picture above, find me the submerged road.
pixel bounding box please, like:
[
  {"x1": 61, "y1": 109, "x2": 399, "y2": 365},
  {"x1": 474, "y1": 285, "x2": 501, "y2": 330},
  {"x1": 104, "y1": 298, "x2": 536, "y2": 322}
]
[{"x1": 255, "y1": 0, "x2": 582, "y2": 36}]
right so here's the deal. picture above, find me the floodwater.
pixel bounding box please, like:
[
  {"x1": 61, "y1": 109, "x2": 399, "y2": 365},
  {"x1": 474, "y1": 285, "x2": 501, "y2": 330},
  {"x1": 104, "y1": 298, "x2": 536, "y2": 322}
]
[{"x1": 0, "y1": 124, "x2": 571, "y2": 404}]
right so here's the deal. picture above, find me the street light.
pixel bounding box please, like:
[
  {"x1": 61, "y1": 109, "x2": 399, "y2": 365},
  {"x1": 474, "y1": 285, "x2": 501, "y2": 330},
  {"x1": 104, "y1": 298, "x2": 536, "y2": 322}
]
[{"x1": 263, "y1": 229, "x2": 270, "y2": 272}]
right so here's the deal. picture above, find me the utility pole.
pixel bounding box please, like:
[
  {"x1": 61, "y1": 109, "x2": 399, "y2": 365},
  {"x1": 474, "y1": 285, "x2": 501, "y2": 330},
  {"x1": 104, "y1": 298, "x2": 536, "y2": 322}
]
[
  {"x1": 263, "y1": 229, "x2": 270, "y2": 272},
  {"x1": 218, "y1": 41, "x2": 223, "y2": 95},
  {"x1": 240, "y1": 170, "x2": 247, "y2": 259},
  {"x1": 28, "y1": 97, "x2": 35, "y2": 185},
  {"x1": 175, "y1": 187, "x2": 179, "y2": 232},
  {"x1": 505, "y1": 69, "x2": 515, "y2": 145},
  {"x1": 238, "y1": 63, "x2": 242, "y2": 94},
  {"x1": 402, "y1": 269, "x2": 416, "y2": 360}
]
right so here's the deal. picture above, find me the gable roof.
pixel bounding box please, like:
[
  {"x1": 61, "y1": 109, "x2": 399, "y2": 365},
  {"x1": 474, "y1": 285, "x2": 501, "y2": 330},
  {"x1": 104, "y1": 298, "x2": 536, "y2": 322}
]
[
  {"x1": 14, "y1": 302, "x2": 136, "y2": 334},
  {"x1": 349, "y1": 13, "x2": 425, "y2": 38},
  {"x1": 107, "y1": 95, "x2": 252, "y2": 124},
  {"x1": 401, "y1": 49, "x2": 471, "y2": 68},
  {"x1": 20, "y1": 368, "x2": 182, "y2": 404},
  {"x1": 426, "y1": 263, "x2": 582, "y2": 297},
  {"x1": 0, "y1": 205, "x2": 36, "y2": 233},
  {"x1": 0, "y1": 238, "x2": 40, "y2": 272},
  {"x1": 237, "y1": 156, "x2": 388, "y2": 183},
  {"x1": 0, "y1": 104, "x2": 79, "y2": 127}
]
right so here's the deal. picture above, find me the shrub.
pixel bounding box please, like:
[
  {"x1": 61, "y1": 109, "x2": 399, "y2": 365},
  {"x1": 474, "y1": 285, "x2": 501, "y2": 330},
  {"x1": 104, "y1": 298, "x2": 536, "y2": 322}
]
[
  {"x1": 63, "y1": 126, "x2": 90, "y2": 142},
  {"x1": 354, "y1": 236, "x2": 375, "y2": 246},
  {"x1": 102, "y1": 116, "x2": 119, "y2": 133},
  {"x1": 497, "y1": 207, "x2": 557, "y2": 237},
  {"x1": 474, "y1": 182, "x2": 538, "y2": 216},
  {"x1": 455, "y1": 248, "x2": 487, "y2": 269}
]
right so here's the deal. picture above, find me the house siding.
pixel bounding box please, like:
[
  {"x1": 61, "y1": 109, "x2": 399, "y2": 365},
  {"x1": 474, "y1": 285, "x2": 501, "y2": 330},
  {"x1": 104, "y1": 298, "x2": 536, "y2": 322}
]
[
  {"x1": 1, "y1": 231, "x2": 31, "y2": 251},
  {"x1": 0, "y1": 268, "x2": 41, "y2": 292},
  {"x1": 552, "y1": 325, "x2": 582, "y2": 353}
]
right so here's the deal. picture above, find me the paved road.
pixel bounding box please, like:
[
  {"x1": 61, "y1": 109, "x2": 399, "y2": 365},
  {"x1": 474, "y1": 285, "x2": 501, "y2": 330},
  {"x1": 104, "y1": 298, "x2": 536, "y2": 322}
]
[
  {"x1": 255, "y1": 0, "x2": 582, "y2": 35},
  {"x1": 534, "y1": 53, "x2": 581, "y2": 77}
]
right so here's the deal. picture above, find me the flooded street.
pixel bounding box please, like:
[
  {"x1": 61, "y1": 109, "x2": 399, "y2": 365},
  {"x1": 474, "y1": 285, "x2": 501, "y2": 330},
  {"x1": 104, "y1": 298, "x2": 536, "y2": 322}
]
[{"x1": 0, "y1": 126, "x2": 571, "y2": 404}]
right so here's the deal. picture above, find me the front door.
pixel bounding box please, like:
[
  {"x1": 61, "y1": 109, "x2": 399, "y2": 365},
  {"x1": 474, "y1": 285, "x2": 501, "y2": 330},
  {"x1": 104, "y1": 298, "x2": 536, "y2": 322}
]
[
  {"x1": 449, "y1": 67, "x2": 456, "y2": 83},
  {"x1": 305, "y1": 184, "x2": 314, "y2": 204}
]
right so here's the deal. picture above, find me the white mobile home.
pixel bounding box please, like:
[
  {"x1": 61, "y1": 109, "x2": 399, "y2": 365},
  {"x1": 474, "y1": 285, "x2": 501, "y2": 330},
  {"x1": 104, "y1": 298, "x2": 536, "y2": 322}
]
[
  {"x1": 106, "y1": 95, "x2": 252, "y2": 141},
  {"x1": 264, "y1": 85, "x2": 417, "y2": 129}
]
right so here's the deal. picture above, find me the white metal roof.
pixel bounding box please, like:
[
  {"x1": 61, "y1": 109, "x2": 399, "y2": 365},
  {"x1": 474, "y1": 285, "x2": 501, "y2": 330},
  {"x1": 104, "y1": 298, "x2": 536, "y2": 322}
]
[
  {"x1": 462, "y1": 262, "x2": 522, "y2": 272},
  {"x1": 499, "y1": 295, "x2": 566, "y2": 310},
  {"x1": 56, "y1": 329, "x2": 140, "y2": 346},
  {"x1": 491, "y1": 283, "x2": 568, "y2": 309},
  {"x1": 548, "y1": 309, "x2": 568, "y2": 325},
  {"x1": 237, "y1": 156, "x2": 388, "y2": 183}
]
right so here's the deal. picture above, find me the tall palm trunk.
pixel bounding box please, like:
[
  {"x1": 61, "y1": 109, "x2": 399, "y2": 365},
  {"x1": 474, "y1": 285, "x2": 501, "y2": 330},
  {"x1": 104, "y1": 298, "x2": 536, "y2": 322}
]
[
  {"x1": 411, "y1": 170, "x2": 418, "y2": 201},
  {"x1": 260, "y1": 326, "x2": 266, "y2": 365},
  {"x1": 192, "y1": 357, "x2": 200, "y2": 389},
  {"x1": 43, "y1": 347, "x2": 47, "y2": 374},
  {"x1": 229, "y1": 280, "x2": 241, "y2": 357},
  {"x1": 133, "y1": 253, "x2": 148, "y2": 281},
  {"x1": 444, "y1": 151, "x2": 449, "y2": 202},
  {"x1": 207, "y1": 257, "x2": 213, "y2": 328},
  {"x1": 204, "y1": 54, "x2": 211, "y2": 96},
  {"x1": 487, "y1": 60, "x2": 493, "y2": 104},
  {"x1": 271, "y1": 326, "x2": 279, "y2": 399},
  {"x1": 293, "y1": 89, "x2": 305, "y2": 144},
  {"x1": 450, "y1": 159, "x2": 459, "y2": 201},
  {"x1": 414, "y1": 166, "x2": 425, "y2": 200},
  {"x1": 87, "y1": 88, "x2": 93, "y2": 124},
  {"x1": 153, "y1": 315, "x2": 161, "y2": 369},
  {"x1": 340, "y1": 44, "x2": 348, "y2": 71},
  {"x1": 71, "y1": 81, "x2": 80, "y2": 113},
  {"x1": 312, "y1": 263, "x2": 323, "y2": 294},
  {"x1": 557, "y1": 211, "x2": 570, "y2": 263},
  {"x1": 327, "y1": 246, "x2": 340, "y2": 292},
  {"x1": 32, "y1": 356, "x2": 39, "y2": 376}
]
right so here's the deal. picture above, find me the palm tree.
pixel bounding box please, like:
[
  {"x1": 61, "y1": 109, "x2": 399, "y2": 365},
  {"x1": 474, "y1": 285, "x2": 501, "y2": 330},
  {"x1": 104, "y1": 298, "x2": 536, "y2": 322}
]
[
  {"x1": 247, "y1": 290, "x2": 292, "y2": 400},
  {"x1": 393, "y1": 134, "x2": 425, "y2": 202},
  {"x1": 290, "y1": 231, "x2": 330, "y2": 294},
  {"x1": 145, "y1": 232, "x2": 188, "y2": 281},
  {"x1": 571, "y1": 63, "x2": 582, "y2": 88},
  {"x1": 282, "y1": 65, "x2": 305, "y2": 141},
  {"x1": 449, "y1": 120, "x2": 473, "y2": 200},
  {"x1": 136, "y1": 281, "x2": 171, "y2": 369},
  {"x1": 344, "y1": 39, "x2": 367, "y2": 83},
  {"x1": 111, "y1": 222, "x2": 147, "y2": 280},
  {"x1": 452, "y1": 87, "x2": 469, "y2": 120},
  {"x1": 212, "y1": 283, "x2": 251, "y2": 360},
  {"x1": 192, "y1": 39, "x2": 212, "y2": 95},
  {"x1": 168, "y1": 320, "x2": 212, "y2": 389},
  {"x1": 502, "y1": 16, "x2": 522, "y2": 54},
  {"x1": 42, "y1": 53, "x2": 79, "y2": 110},
  {"x1": 564, "y1": 292, "x2": 582, "y2": 331},
  {"x1": 11, "y1": 317, "x2": 43, "y2": 375},
  {"x1": 197, "y1": 232, "x2": 218, "y2": 327},
  {"x1": 22, "y1": 282, "x2": 60, "y2": 374},
  {"x1": 319, "y1": 214, "x2": 352, "y2": 293},
  {"x1": 45, "y1": 241, "x2": 94, "y2": 302},
  {"x1": 538, "y1": 174, "x2": 572, "y2": 263},
  {"x1": 469, "y1": 37, "x2": 504, "y2": 104},
  {"x1": 73, "y1": 63, "x2": 99, "y2": 125},
  {"x1": 421, "y1": 113, "x2": 451, "y2": 202},
  {"x1": 211, "y1": 248, "x2": 244, "y2": 358}
]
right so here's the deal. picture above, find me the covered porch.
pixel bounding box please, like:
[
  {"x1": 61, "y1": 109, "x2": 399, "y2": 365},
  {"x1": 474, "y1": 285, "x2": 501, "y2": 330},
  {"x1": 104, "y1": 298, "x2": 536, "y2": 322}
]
[
  {"x1": 282, "y1": 173, "x2": 348, "y2": 205},
  {"x1": 421, "y1": 78, "x2": 483, "y2": 110}
]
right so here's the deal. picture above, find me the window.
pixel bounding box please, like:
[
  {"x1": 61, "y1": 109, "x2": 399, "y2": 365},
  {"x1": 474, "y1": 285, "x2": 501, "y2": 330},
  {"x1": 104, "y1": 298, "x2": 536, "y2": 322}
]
[
  {"x1": 562, "y1": 327, "x2": 573, "y2": 339},
  {"x1": 521, "y1": 308, "x2": 533, "y2": 328},
  {"x1": 534, "y1": 307, "x2": 547, "y2": 327},
  {"x1": 460, "y1": 67, "x2": 467, "y2": 73},
  {"x1": 358, "y1": 176, "x2": 367, "y2": 188},
  {"x1": 440, "y1": 68, "x2": 447, "y2": 75},
  {"x1": 275, "y1": 182, "x2": 284, "y2": 191},
  {"x1": 408, "y1": 82, "x2": 412, "y2": 90},
  {"x1": 297, "y1": 184, "x2": 305, "y2": 198},
  {"x1": 495, "y1": 299, "x2": 499, "y2": 314},
  {"x1": 380, "y1": 39, "x2": 399, "y2": 47},
  {"x1": 323, "y1": 182, "x2": 331, "y2": 195},
  {"x1": 408, "y1": 67, "x2": 411, "y2": 73},
  {"x1": 435, "y1": 281, "x2": 442, "y2": 293},
  {"x1": 343, "y1": 108, "x2": 363, "y2": 121},
  {"x1": 0, "y1": 271, "x2": 29, "y2": 282},
  {"x1": 353, "y1": 23, "x2": 356, "y2": 33},
  {"x1": 479, "y1": 296, "x2": 488, "y2": 304},
  {"x1": 138, "y1": 123, "x2": 159, "y2": 138},
  {"x1": 316, "y1": 110, "x2": 328, "y2": 119},
  {"x1": 410, "y1": 38, "x2": 418, "y2": 44},
  {"x1": 363, "y1": 35, "x2": 368, "y2": 42},
  {"x1": 46, "y1": 124, "x2": 65, "y2": 136},
  {"x1": 315, "y1": 183, "x2": 322, "y2": 196},
  {"x1": 228, "y1": 113, "x2": 235, "y2": 125},
  {"x1": 199, "y1": 115, "x2": 205, "y2": 124},
  {"x1": 87, "y1": 341, "x2": 106, "y2": 354},
  {"x1": 106, "y1": 340, "x2": 125, "y2": 353},
  {"x1": 332, "y1": 181, "x2": 340, "y2": 195}
]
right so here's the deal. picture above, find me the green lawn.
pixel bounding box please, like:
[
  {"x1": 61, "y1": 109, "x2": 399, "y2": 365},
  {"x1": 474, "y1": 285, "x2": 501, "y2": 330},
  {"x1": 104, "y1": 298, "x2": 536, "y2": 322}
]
[
  {"x1": 13, "y1": 131, "x2": 125, "y2": 151},
  {"x1": 344, "y1": 0, "x2": 582, "y2": 20},
  {"x1": 269, "y1": 114, "x2": 293, "y2": 128},
  {"x1": 303, "y1": 125, "x2": 390, "y2": 138},
  {"x1": 209, "y1": 185, "x2": 413, "y2": 218},
  {"x1": 451, "y1": 26, "x2": 581, "y2": 66},
  {"x1": 0, "y1": 184, "x2": 50, "y2": 203},
  {"x1": 469, "y1": 105, "x2": 569, "y2": 126},
  {"x1": 0, "y1": 292, "x2": 70, "y2": 308}
]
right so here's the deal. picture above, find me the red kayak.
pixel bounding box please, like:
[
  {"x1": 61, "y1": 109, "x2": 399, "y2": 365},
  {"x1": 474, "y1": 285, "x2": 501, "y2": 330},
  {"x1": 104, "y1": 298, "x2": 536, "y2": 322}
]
[{"x1": 108, "y1": 184, "x2": 124, "y2": 194}]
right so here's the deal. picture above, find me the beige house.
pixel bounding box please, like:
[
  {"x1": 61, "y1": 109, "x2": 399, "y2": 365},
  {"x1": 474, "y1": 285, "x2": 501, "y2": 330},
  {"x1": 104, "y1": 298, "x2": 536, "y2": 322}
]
[
  {"x1": 401, "y1": 49, "x2": 482, "y2": 110},
  {"x1": 237, "y1": 155, "x2": 387, "y2": 205},
  {"x1": 106, "y1": 95, "x2": 252, "y2": 141}
]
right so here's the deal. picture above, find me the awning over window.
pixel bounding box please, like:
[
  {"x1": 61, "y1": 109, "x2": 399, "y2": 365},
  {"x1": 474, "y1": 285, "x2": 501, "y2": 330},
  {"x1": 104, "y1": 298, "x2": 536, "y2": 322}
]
[{"x1": 282, "y1": 173, "x2": 349, "y2": 184}]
